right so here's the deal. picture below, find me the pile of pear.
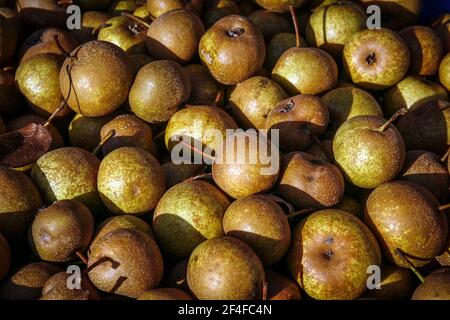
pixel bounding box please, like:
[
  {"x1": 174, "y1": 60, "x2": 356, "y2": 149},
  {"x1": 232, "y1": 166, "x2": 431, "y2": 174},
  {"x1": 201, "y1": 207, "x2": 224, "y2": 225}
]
[{"x1": 0, "y1": 0, "x2": 449, "y2": 300}]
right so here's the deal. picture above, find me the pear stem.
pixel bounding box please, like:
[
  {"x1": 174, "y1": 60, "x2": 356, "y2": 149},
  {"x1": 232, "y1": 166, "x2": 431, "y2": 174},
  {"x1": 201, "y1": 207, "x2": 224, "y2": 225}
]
[
  {"x1": 394, "y1": 248, "x2": 425, "y2": 283},
  {"x1": 264, "y1": 194, "x2": 295, "y2": 213},
  {"x1": 180, "y1": 139, "x2": 216, "y2": 162},
  {"x1": 2, "y1": 66, "x2": 15, "y2": 73},
  {"x1": 186, "y1": 172, "x2": 213, "y2": 181},
  {"x1": 76, "y1": 251, "x2": 88, "y2": 265},
  {"x1": 92, "y1": 130, "x2": 116, "y2": 156},
  {"x1": 377, "y1": 108, "x2": 407, "y2": 133},
  {"x1": 440, "y1": 146, "x2": 450, "y2": 162},
  {"x1": 214, "y1": 89, "x2": 224, "y2": 108},
  {"x1": 121, "y1": 12, "x2": 151, "y2": 29},
  {"x1": 43, "y1": 102, "x2": 66, "y2": 128},
  {"x1": 57, "y1": 0, "x2": 72, "y2": 6},
  {"x1": 262, "y1": 281, "x2": 268, "y2": 301},
  {"x1": 286, "y1": 208, "x2": 314, "y2": 219},
  {"x1": 52, "y1": 35, "x2": 71, "y2": 58},
  {"x1": 439, "y1": 203, "x2": 450, "y2": 211},
  {"x1": 153, "y1": 130, "x2": 165, "y2": 141},
  {"x1": 289, "y1": 5, "x2": 301, "y2": 47}
]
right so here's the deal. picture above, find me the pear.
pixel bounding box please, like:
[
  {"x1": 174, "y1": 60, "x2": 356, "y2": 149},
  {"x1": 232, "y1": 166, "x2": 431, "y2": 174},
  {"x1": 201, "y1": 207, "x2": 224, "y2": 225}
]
[
  {"x1": 265, "y1": 269, "x2": 301, "y2": 300},
  {"x1": 30, "y1": 200, "x2": 94, "y2": 263},
  {"x1": 15, "y1": 53, "x2": 72, "y2": 118},
  {"x1": 87, "y1": 228, "x2": 163, "y2": 298},
  {"x1": 248, "y1": 10, "x2": 292, "y2": 40},
  {"x1": 161, "y1": 160, "x2": 205, "y2": 188},
  {"x1": 168, "y1": 259, "x2": 189, "y2": 291},
  {"x1": 0, "y1": 167, "x2": 43, "y2": 240},
  {"x1": 278, "y1": 152, "x2": 345, "y2": 209},
  {"x1": 0, "y1": 8, "x2": 18, "y2": 65},
  {"x1": 184, "y1": 64, "x2": 223, "y2": 106},
  {"x1": 333, "y1": 194, "x2": 362, "y2": 218},
  {"x1": 0, "y1": 69, "x2": 22, "y2": 117},
  {"x1": 343, "y1": 28, "x2": 410, "y2": 90},
  {"x1": 146, "y1": 9, "x2": 205, "y2": 64},
  {"x1": 129, "y1": 53, "x2": 154, "y2": 73},
  {"x1": 399, "y1": 26, "x2": 443, "y2": 77},
  {"x1": 40, "y1": 271, "x2": 100, "y2": 300},
  {"x1": 333, "y1": 115, "x2": 406, "y2": 189},
  {"x1": 153, "y1": 180, "x2": 230, "y2": 258},
  {"x1": 137, "y1": 288, "x2": 192, "y2": 300},
  {"x1": 19, "y1": 28, "x2": 79, "y2": 62},
  {"x1": 383, "y1": 76, "x2": 448, "y2": 116},
  {"x1": 133, "y1": 5, "x2": 151, "y2": 23},
  {"x1": 305, "y1": 139, "x2": 334, "y2": 163},
  {"x1": 202, "y1": 0, "x2": 240, "y2": 28},
  {"x1": 69, "y1": 112, "x2": 118, "y2": 152},
  {"x1": 229, "y1": 76, "x2": 288, "y2": 129},
  {"x1": 109, "y1": 0, "x2": 139, "y2": 15},
  {"x1": 199, "y1": 15, "x2": 265, "y2": 85},
  {"x1": 254, "y1": 0, "x2": 307, "y2": 13},
  {"x1": 187, "y1": 236, "x2": 265, "y2": 300},
  {"x1": 265, "y1": 32, "x2": 306, "y2": 71},
  {"x1": 212, "y1": 130, "x2": 280, "y2": 199},
  {"x1": 265, "y1": 94, "x2": 329, "y2": 152},
  {"x1": 16, "y1": 0, "x2": 70, "y2": 28},
  {"x1": 439, "y1": 53, "x2": 450, "y2": 91},
  {"x1": 411, "y1": 268, "x2": 450, "y2": 300},
  {"x1": 436, "y1": 210, "x2": 450, "y2": 267},
  {"x1": 31, "y1": 147, "x2": 103, "y2": 214},
  {"x1": 76, "y1": 0, "x2": 113, "y2": 11},
  {"x1": 321, "y1": 86, "x2": 383, "y2": 137},
  {"x1": 59, "y1": 40, "x2": 134, "y2": 117},
  {"x1": 97, "y1": 147, "x2": 166, "y2": 215},
  {"x1": 357, "y1": 0, "x2": 422, "y2": 30},
  {"x1": 306, "y1": 0, "x2": 338, "y2": 10},
  {"x1": 0, "y1": 262, "x2": 62, "y2": 300},
  {"x1": 94, "y1": 215, "x2": 154, "y2": 243},
  {"x1": 129, "y1": 60, "x2": 191, "y2": 123},
  {"x1": 306, "y1": 1, "x2": 366, "y2": 58},
  {"x1": 0, "y1": 233, "x2": 10, "y2": 281},
  {"x1": 165, "y1": 105, "x2": 238, "y2": 153},
  {"x1": 400, "y1": 150, "x2": 449, "y2": 198},
  {"x1": 364, "y1": 181, "x2": 448, "y2": 268},
  {"x1": 396, "y1": 100, "x2": 450, "y2": 155},
  {"x1": 100, "y1": 114, "x2": 157, "y2": 156},
  {"x1": 287, "y1": 209, "x2": 381, "y2": 300},
  {"x1": 223, "y1": 194, "x2": 290, "y2": 265},
  {"x1": 432, "y1": 14, "x2": 450, "y2": 53},
  {"x1": 365, "y1": 262, "x2": 413, "y2": 300},
  {"x1": 72, "y1": 11, "x2": 111, "y2": 44},
  {"x1": 97, "y1": 16, "x2": 147, "y2": 54},
  {"x1": 146, "y1": 0, "x2": 203, "y2": 18}
]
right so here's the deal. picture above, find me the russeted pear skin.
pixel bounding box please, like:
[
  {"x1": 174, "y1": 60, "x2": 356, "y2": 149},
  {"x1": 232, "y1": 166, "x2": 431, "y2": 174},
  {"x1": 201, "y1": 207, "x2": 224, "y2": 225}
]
[
  {"x1": 31, "y1": 147, "x2": 102, "y2": 214},
  {"x1": 333, "y1": 115, "x2": 405, "y2": 189},
  {"x1": 265, "y1": 269, "x2": 301, "y2": 300},
  {"x1": 59, "y1": 40, "x2": 134, "y2": 117},
  {"x1": 0, "y1": 233, "x2": 10, "y2": 281},
  {"x1": 94, "y1": 215, "x2": 155, "y2": 243},
  {"x1": 129, "y1": 60, "x2": 191, "y2": 123},
  {"x1": 287, "y1": 209, "x2": 382, "y2": 300},
  {"x1": 0, "y1": 167, "x2": 43, "y2": 239},
  {"x1": 87, "y1": 228, "x2": 163, "y2": 298},
  {"x1": 411, "y1": 268, "x2": 450, "y2": 300},
  {"x1": 137, "y1": 288, "x2": 192, "y2": 300},
  {"x1": 40, "y1": 271, "x2": 100, "y2": 300},
  {"x1": 254, "y1": 0, "x2": 307, "y2": 13},
  {"x1": 223, "y1": 195, "x2": 290, "y2": 265},
  {"x1": 30, "y1": 200, "x2": 94, "y2": 263},
  {"x1": 199, "y1": 15, "x2": 266, "y2": 85},
  {"x1": 153, "y1": 180, "x2": 230, "y2": 258},
  {"x1": 187, "y1": 236, "x2": 265, "y2": 300},
  {"x1": 439, "y1": 53, "x2": 450, "y2": 91},
  {"x1": 365, "y1": 262, "x2": 413, "y2": 300},
  {"x1": 97, "y1": 147, "x2": 166, "y2": 215},
  {"x1": 364, "y1": 181, "x2": 448, "y2": 268}
]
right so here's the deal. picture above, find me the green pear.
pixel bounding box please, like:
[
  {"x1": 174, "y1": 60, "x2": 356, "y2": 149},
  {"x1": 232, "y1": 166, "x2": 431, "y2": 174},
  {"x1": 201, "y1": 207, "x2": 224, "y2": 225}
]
[
  {"x1": 265, "y1": 32, "x2": 306, "y2": 71},
  {"x1": 439, "y1": 53, "x2": 450, "y2": 91}
]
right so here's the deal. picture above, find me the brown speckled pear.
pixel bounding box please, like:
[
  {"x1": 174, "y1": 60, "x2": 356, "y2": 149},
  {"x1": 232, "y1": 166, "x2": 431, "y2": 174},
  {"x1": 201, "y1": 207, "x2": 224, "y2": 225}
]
[
  {"x1": 265, "y1": 269, "x2": 301, "y2": 300},
  {"x1": 40, "y1": 271, "x2": 100, "y2": 300},
  {"x1": 30, "y1": 200, "x2": 94, "y2": 263},
  {"x1": 383, "y1": 76, "x2": 448, "y2": 116},
  {"x1": 31, "y1": 147, "x2": 102, "y2": 214},
  {"x1": 439, "y1": 53, "x2": 450, "y2": 91},
  {"x1": 97, "y1": 16, "x2": 147, "y2": 54},
  {"x1": 254, "y1": 0, "x2": 307, "y2": 13},
  {"x1": 321, "y1": 87, "x2": 383, "y2": 137},
  {"x1": 365, "y1": 262, "x2": 413, "y2": 300},
  {"x1": 0, "y1": 262, "x2": 62, "y2": 300},
  {"x1": 411, "y1": 268, "x2": 450, "y2": 300},
  {"x1": 59, "y1": 40, "x2": 134, "y2": 117},
  {"x1": 248, "y1": 10, "x2": 292, "y2": 40},
  {"x1": 265, "y1": 94, "x2": 329, "y2": 152},
  {"x1": 0, "y1": 167, "x2": 43, "y2": 240},
  {"x1": 400, "y1": 150, "x2": 449, "y2": 198},
  {"x1": 15, "y1": 53, "x2": 71, "y2": 118},
  {"x1": 306, "y1": 1, "x2": 366, "y2": 58},
  {"x1": 364, "y1": 181, "x2": 448, "y2": 268},
  {"x1": 343, "y1": 28, "x2": 410, "y2": 90},
  {"x1": 265, "y1": 32, "x2": 306, "y2": 71},
  {"x1": 305, "y1": 139, "x2": 334, "y2": 163},
  {"x1": 94, "y1": 215, "x2": 154, "y2": 243},
  {"x1": 100, "y1": 114, "x2": 157, "y2": 156},
  {"x1": 187, "y1": 236, "x2": 265, "y2": 300},
  {"x1": 223, "y1": 194, "x2": 290, "y2": 265},
  {"x1": 277, "y1": 152, "x2": 345, "y2": 209},
  {"x1": 333, "y1": 115, "x2": 405, "y2": 189},
  {"x1": 212, "y1": 130, "x2": 280, "y2": 199},
  {"x1": 129, "y1": 60, "x2": 191, "y2": 123},
  {"x1": 165, "y1": 105, "x2": 238, "y2": 152},
  {"x1": 229, "y1": 76, "x2": 288, "y2": 129},
  {"x1": 16, "y1": 0, "x2": 69, "y2": 28},
  {"x1": 184, "y1": 64, "x2": 223, "y2": 106},
  {"x1": 0, "y1": 233, "x2": 10, "y2": 281},
  {"x1": 153, "y1": 180, "x2": 230, "y2": 258},
  {"x1": 97, "y1": 147, "x2": 166, "y2": 215},
  {"x1": 146, "y1": 9, "x2": 205, "y2": 64},
  {"x1": 137, "y1": 288, "x2": 192, "y2": 300},
  {"x1": 199, "y1": 15, "x2": 265, "y2": 85},
  {"x1": 287, "y1": 209, "x2": 381, "y2": 300},
  {"x1": 146, "y1": 0, "x2": 203, "y2": 18},
  {"x1": 87, "y1": 228, "x2": 163, "y2": 298}
]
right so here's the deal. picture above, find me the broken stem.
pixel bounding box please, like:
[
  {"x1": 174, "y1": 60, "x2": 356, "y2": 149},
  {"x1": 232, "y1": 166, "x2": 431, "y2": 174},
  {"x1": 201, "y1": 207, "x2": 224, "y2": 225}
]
[
  {"x1": 440, "y1": 146, "x2": 450, "y2": 162},
  {"x1": 377, "y1": 108, "x2": 407, "y2": 133},
  {"x1": 438, "y1": 203, "x2": 450, "y2": 211},
  {"x1": 76, "y1": 251, "x2": 88, "y2": 265},
  {"x1": 43, "y1": 102, "x2": 66, "y2": 128},
  {"x1": 394, "y1": 248, "x2": 424, "y2": 283},
  {"x1": 92, "y1": 130, "x2": 116, "y2": 156}
]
